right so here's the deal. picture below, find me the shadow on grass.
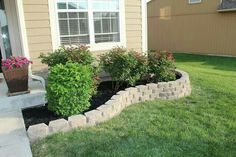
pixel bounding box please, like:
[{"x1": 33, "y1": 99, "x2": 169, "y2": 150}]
[{"x1": 174, "y1": 53, "x2": 236, "y2": 72}]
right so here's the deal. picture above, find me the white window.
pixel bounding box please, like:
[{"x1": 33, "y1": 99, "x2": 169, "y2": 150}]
[
  {"x1": 189, "y1": 0, "x2": 202, "y2": 4},
  {"x1": 53, "y1": 0, "x2": 126, "y2": 51},
  {"x1": 93, "y1": 0, "x2": 120, "y2": 43},
  {"x1": 57, "y1": 1, "x2": 90, "y2": 45}
]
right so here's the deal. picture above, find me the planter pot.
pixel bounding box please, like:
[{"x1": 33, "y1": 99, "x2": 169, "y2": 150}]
[{"x1": 2, "y1": 64, "x2": 30, "y2": 96}]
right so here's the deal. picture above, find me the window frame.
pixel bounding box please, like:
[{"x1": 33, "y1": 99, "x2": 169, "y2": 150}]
[
  {"x1": 188, "y1": 0, "x2": 202, "y2": 4},
  {"x1": 51, "y1": 0, "x2": 126, "y2": 51}
]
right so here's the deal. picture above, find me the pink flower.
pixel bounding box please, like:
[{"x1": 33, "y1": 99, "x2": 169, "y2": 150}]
[{"x1": 1, "y1": 56, "x2": 32, "y2": 70}]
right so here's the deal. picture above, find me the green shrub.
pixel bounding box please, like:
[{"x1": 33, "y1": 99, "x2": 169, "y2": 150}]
[
  {"x1": 148, "y1": 50, "x2": 176, "y2": 82},
  {"x1": 39, "y1": 45, "x2": 95, "y2": 67},
  {"x1": 47, "y1": 62, "x2": 94, "y2": 117},
  {"x1": 100, "y1": 47, "x2": 148, "y2": 90}
]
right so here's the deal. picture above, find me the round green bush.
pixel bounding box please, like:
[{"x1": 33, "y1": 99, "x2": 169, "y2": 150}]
[{"x1": 47, "y1": 62, "x2": 94, "y2": 117}]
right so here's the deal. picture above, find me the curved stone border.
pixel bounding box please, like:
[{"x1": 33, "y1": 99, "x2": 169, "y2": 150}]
[{"x1": 27, "y1": 69, "x2": 191, "y2": 143}]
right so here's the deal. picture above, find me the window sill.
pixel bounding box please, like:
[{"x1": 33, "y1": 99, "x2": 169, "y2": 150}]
[
  {"x1": 63, "y1": 42, "x2": 126, "y2": 52},
  {"x1": 88, "y1": 42, "x2": 126, "y2": 52},
  {"x1": 218, "y1": 8, "x2": 236, "y2": 12},
  {"x1": 188, "y1": 0, "x2": 202, "y2": 5}
]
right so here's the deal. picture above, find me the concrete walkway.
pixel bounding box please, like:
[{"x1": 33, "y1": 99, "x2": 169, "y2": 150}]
[
  {"x1": 0, "y1": 75, "x2": 46, "y2": 157},
  {"x1": 0, "y1": 110, "x2": 32, "y2": 157}
]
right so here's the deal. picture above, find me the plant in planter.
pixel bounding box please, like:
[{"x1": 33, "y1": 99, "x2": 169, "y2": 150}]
[{"x1": 1, "y1": 56, "x2": 32, "y2": 96}]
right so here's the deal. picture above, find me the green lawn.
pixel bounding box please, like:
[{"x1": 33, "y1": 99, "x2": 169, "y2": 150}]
[{"x1": 32, "y1": 53, "x2": 236, "y2": 157}]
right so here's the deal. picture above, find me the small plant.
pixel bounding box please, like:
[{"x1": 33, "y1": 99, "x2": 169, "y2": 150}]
[
  {"x1": 148, "y1": 50, "x2": 176, "y2": 82},
  {"x1": 47, "y1": 62, "x2": 95, "y2": 117},
  {"x1": 39, "y1": 45, "x2": 95, "y2": 67},
  {"x1": 1, "y1": 56, "x2": 32, "y2": 70},
  {"x1": 100, "y1": 47, "x2": 148, "y2": 91}
]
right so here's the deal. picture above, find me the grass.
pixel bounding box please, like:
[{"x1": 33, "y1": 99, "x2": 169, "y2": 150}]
[{"x1": 32, "y1": 53, "x2": 236, "y2": 157}]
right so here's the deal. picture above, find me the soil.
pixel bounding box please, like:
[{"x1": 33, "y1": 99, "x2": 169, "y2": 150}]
[
  {"x1": 22, "y1": 76, "x2": 179, "y2": 129},
  {"x1": 23, "y1": 81, "x2": 137, "y2": 129}
]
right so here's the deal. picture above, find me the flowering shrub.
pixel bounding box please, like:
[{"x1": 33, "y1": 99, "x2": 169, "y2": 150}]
[
  {"x1": 100, "y1": 47, "x2": 148, "y2": 91},
  {"x1": 39, "y1": 45, "x2": 94, "y2": 67},
  {"x1": 1, "y1": 56, "x2": 32, "y2": 70},
  {"x1": 148, "y1": 50, "x2": 176, "y2": 82}
]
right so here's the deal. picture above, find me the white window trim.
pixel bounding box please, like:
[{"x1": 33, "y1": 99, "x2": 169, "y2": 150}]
[
  {"x1": 142, "y1": 0, "x2": 148, "y2": 53},
  {"x1": 48, "y1": 0, "x2": 126, "y2": 52},
  {"x1": 188, "y1": 0, "x2": 202, "y2": 4}
]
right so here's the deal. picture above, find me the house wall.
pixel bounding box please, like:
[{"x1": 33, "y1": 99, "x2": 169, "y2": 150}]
[
  {"x1": 23, "y1": 0, "x2": 52, "y2": 72},
  {"x1": 148, "y1": 0, "x2": 236, "y2": 56},
  {"x1": 125, "y1": 0, "x2": 143, "y2": 52},
  {"x1": 23, "y1": 0, "x2": 143, "y2": 73}
]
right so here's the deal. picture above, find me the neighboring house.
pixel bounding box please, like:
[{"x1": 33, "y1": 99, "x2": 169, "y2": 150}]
[
  {"x1": 148, "y1": 0, "x2": 236, "y2": 56},
  {"x1": 0, "y1": 0, "x2": 148, "y2": 74}
]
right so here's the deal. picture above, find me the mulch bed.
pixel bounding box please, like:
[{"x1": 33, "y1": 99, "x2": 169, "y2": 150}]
[
  {"x1": 22, "y1": 81, "x2": 142, "y2": 129},
  {"x1": 22, "y1": 75, "x2": 180, "y2": 129}
]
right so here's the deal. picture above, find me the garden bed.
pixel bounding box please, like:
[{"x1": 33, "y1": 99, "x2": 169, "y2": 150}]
[
  {"x1": 26, "y1": 70, "x2": 191, "y2": 143},
  {"x1": 23, "y1": 79, "x2": 151, "y2": 129}
]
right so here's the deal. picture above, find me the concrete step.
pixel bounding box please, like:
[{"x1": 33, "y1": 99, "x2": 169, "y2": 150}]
[{"x1": 0, "y1": 79, "x2": 46, "y2": 112}]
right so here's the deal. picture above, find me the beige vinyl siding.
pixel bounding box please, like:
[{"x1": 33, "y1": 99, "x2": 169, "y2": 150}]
[
  {"x1": 148, "y1": 0, "x2": 236, "y2": 56},
  {"x1": 23, "y1": 0, "x2": 143, "y2": 72},
  {"x1": 125, "y1": 0, "x2": 143, "y2": 52},
  {"x1": 23, "y1": 0, "x2": 53, "y2": 72}
]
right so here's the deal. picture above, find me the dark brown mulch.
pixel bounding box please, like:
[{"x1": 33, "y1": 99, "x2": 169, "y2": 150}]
[
  {"x1": 22, "y1": 75, "x2": 180, "y2": 129},
  {"x1": 22, "y1": 81, "x2": 133, "y2": 129}
]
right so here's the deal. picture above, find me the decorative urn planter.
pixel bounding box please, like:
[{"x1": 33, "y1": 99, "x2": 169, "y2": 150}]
[{"x1": 1, "y1": 56, "x2": 32, "y2": 96}]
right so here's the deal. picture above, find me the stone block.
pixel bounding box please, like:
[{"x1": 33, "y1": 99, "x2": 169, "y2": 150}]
[
  {"x1": 125, "y1": 87, "x2": 138, "y2": 96},
  {"x1": 117, "y1": 90, "x2": 128, "y2": 98},
  {"x1": 117, "y1": 91, "x2": 129, "y2": 104},
  {"x1": 84, "y1": 110, "x2": 103, "y2": 126},
  {"x1": 168, "y1": 81, "x2": 176, "y2": 87},
  {"x1": 147, "y1": 83, "x2": 158, "y2": 90},
  {"x1": 111, "y1": 94, "x2": 123, "y2": 102},
  {"x1": 163, "y1": 87, "x2": 176, "y2": 92},
  {"x1": 106, "y1": 99, "x2": 119, "y2": 109},
  {"x1": 97, "y1": 104, "x2": 115, "y2": 120},
  {"x1": 132, "y1": 93, "x2": 140, "y2": 104},
  {"x1": 159, "y1": 92, "x2": 172, "y2": 99},
  {"x1": 49, "y1": 119, "x2": 70, "y2": 134},
  {"x1": 68, "y1": 115, "x2": 87, "y2": 128},
  {"x1": 166, "y1": 95, "x2": 178, "y2": 100},
  {"x1": 27, "y1": 123, "x2": 49, "y2": 143},
  {"x1": 157, "y1": 82, "x2": 168, "y2": 88},
  {"x1": 139, "y1": 95, "x2": 149, "y2": 102},
  {"x1": 111, "y1": 94, "x2": 125, "y2": 108},
  {"x1": 136, "y1": 85, "x2": 148, "y2": 93}
]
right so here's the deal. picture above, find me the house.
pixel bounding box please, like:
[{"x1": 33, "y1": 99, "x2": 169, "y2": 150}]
[
  {"x1": 147, "y1": 0, "x2": 236, "y2": 56},
  {"x1": 0, "y1": 0, "x2": 148, "y2": 75}
]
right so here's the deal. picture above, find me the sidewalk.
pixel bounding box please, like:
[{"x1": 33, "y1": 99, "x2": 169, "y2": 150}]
[{"x1": 0, "y1": 110, "x2": 32, "y2": 157}]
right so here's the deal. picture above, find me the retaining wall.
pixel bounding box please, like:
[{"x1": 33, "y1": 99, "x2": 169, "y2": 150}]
[{"x1": 27, "y1": 69, "x2": 191, "y2": 143}]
